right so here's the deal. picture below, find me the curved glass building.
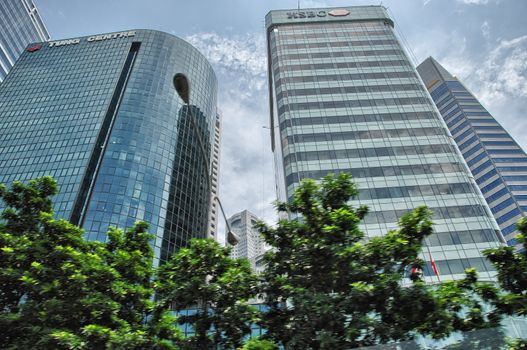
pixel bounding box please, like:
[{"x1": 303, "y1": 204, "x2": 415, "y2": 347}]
[{"x1": 0, "y1": 29, "x2": 217, "y2": 264}]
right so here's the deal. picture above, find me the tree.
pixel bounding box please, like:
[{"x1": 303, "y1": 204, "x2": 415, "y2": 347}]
[
  {"x1": 154, "y1": 238, "x2": 259, "y2": 349},
  {"x1": 238, "y1": 337, "x2": 278, "y2": 350},
  {"x1": 257, "y1": 173, "x2": 497, "y2": 349},
  {"x1": 0, "y1": 177, "x2": 181, "y2": 349},
  {"x1": 482, "y1": 218, "x2": 527, "y2": 348}
]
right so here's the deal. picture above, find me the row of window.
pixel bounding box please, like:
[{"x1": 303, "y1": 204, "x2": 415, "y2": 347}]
[
  {"x1": 272, "y1": 29, "x2": 390, "y2": 41},
  {"x1": 361, "y1": 205, "x2": 488, "y2": 225},
  {"x1": 476, "y1": 168, "x2": 498, "y2": 185},
  {"x1": 430, "y1": 81, "x2": 465, "y2": 100},
  {"x1": 481, "y1": 178, "x2": 503, "y2": 193},
  {"x1": 274, "y1": 59, "x2": 409, "y2": 75},
  {"x1": 491, "y1": 198, "x2": 515, "y2": 214},
  {"x1": 427, "y1": 229, "x2": 499, "y2": 247},
  {"x1": 279, "y1": 111, "x2": 435, "y2": 129},
  {"x1": 467, "y1": 152, "x2": 488, "y2": 168},
  {"x1": 463, "y1": 143, "x2": 484, "y2": 159},
  {"x1": 497, "y1": 208, "x2": 522, "y2": 225},
  {"x1": 420, "y1": 257, "x2": 494, "y2": 276},
  {"x1": 276, "y1": 70, "x2": 416, "y2": 87},
  {"x1": 285, "y1": 127, "x2": 445, "y2": 144},
  {"x1": 357, "y1": 182, "x2": 473, "y2": 201},
  {"x1": 274, "y1": 48, "x2": 404, "y2": 62},
  {"x1": 285, "y1": 162, "x2": 464, "y2": 187},
  {"x1": 486, "y1": 188, "x2": 509, "y2": 204},
  {"x1": 276, "y1": 83, "x2": 423, "y2": 101},
  {"x1": 278, "y1": 96, "x2": 430, "y2": 115},
  {"x1": 274, "y1": 38, "x2": 398, "y2": 50},
  {"x1": 283, "y1": 143, "x2": 454, "y2": 166}
]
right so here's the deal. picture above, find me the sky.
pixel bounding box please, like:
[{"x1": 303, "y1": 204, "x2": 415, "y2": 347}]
[{"x1": 36, "y1": 0, "x2": 527, "y2": 240}]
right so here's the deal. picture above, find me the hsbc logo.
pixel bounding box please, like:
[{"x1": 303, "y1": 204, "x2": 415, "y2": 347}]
[
  {"x1": 328, "y1": 9, "x2": 350, "y2": 17},
  {"x1": 286, "y1": 9, "x2": 350, "y2": 20},
  {"x1": 287, "y1": 10, "x2": 327, "y2": 19},
  {"x1": 26, "y1": 44, "x2": 42, "y2": 52}
]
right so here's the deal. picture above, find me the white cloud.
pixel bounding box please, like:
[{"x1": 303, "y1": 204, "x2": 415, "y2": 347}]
[
  {"x1": 473, "y1": 35, "x2": 527, "y2": 103},
  {"x1": 480, "y1": 20, "x2": 490, "y2": 40},
  {"x1": 185, "y1": 32, "x2": 277, "y2": 232},
  {"x1": 185, "y1": 32, "x2": 266, "y2": 78},
  {"x1": 456, "y1": 0, "x2": 489, "y2": 4}
]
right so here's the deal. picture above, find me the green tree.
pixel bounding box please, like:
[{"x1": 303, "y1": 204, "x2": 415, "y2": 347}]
[
  {"x1": 238, "y1": 337, "x2": 278, "y2": 350},
  {"x1": 154, "y1": 238, "x2": 259, "y2": 349},
  {"x1": 257, "y1": 173, "x2": 499, "y2": 349},
  {"x1": 0, "y1": 177, "x2": 180, "y2": 349},
  {"x1": 482, "y1": 218, "x2": 527, "y2": 348}
]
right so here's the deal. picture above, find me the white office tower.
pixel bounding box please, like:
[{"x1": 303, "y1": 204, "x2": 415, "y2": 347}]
[{"x1": 228, "y1": 210, "x2": 266, "y2": 269}]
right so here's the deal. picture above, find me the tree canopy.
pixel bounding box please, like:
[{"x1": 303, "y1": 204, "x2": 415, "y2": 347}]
[
  {"x1": 1, "y1": 175, "x2": 526, "y2": 349},
  {"x1": 257, "y1": 173, "x2": 526, "y2": 349},
  {"x1": 0, "y1": 177, "x2": 180, "y2": 349}
]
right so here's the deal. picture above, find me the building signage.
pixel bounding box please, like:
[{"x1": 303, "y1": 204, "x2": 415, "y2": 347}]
[
  {"x1": 48, "y1": 31, "x2": 136, "y2": 48},
  {"x1": 286, "y1": 9, "x2": 350, "y2": 19},
  {"x1": 26, "y1": 44, "x2": 42, "y2": 52},
  {"x1": 328, "y1": 9, "x2": 350, "y2": 17},
  {"x1": 287, "y1": 10, "x2": 327, "y2": 19}
]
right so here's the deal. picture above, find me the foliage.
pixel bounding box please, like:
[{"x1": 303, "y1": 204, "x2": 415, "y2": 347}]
[
  {"x1": 484, "y1": 218, "x2": 527, "y2": 318},
  {"x1": 154, "y1": 238, "x2": 259, "y2": 349},
  {"x1": 0, "y1": 177, "x2": 180, "y2": 349},
  {"x1": 3, "y1": 174, "x2": 526, "y2": 349},
  {"x1": 238, "y1": 337, "x2": 278, "y2": 350},
  {"x1": 256, "y1": 173, "x2": 512, "y2": 349}
]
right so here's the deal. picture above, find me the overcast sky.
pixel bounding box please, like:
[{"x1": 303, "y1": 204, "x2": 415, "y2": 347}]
[{"x1": 37, "y1": 0, "x2": 527, "y2": 240}]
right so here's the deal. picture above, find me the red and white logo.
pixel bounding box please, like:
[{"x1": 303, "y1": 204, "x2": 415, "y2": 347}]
[
  {"x1": 26, "y1": 44, "x2": 42, "y2": 52},
  {"x1": 328, "y1": 9, "x2": 350, "y2": 17}
]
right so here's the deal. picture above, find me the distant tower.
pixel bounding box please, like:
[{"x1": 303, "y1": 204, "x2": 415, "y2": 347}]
[
  {"x1": 0, "y1": 0, "x2": 50, "y2": 81},
  {"x1": 228, "y1": 210, "x2": 265, "y2": 269},
  {"x1": 417, "y1": 57, "x2": 527, "y2": 248},
  {"x1": 208, "y1": 112, "x2": 222, "y2": 241}
]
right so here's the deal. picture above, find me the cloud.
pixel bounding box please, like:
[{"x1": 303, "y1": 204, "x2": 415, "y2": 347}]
[
  {"x1": 185, "y1": 32, "x2": 266, "y2": 78},
  {"x1": 185, "y1": 31, "x2": 277, "y2": 231},
  {"x1": 480, "y1": 20, "x2": 490, "y2": 40},
  {"x1": 472, "y1": 35, "x2": 527, "y2": 103},
  {"x1": 456, "y1": 0, "x2": 489, "y2": 4}
]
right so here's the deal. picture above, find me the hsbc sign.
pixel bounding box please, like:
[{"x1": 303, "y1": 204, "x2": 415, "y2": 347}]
[
  {"x1": 287, "y1": 10, "x2": 327, "y2": 19},
  {"x1": 286, "y1": 9, "x2": 350, "y2": 20}
]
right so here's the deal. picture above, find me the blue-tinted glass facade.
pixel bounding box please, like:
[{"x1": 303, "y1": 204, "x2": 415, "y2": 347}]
[
  {"x1": 417, "y1": 57, "x2": 527, "y2": 248},
  {"x1": 266, "y1": 6, "x2": 503, "y2": 282},
  {"x1": 0, "y1": 0, "x2": 49, "y2": 82},
  {"x1": 0, "y1": 30, "x2": 218, "y2": 265}
]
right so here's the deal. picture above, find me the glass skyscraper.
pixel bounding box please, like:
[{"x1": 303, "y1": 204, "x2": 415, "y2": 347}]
[
  {"x1": 418, "y1": 57, "x2": 527, "y2": 248},
  {"x1": 0, "y1": 0, "x2": 50, "y2": 82},
  {"x1": 0, "y1": 30, "x2": 218, "y2": 265},
  {"x1": 266, "y1": 6, "x2": 504, "y2": 282}
]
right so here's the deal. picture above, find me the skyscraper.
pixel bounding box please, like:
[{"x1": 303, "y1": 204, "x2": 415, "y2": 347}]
[
  {"x1": 417, "y1": 57, "x2": 527, "y2": 247},
  {"x1": 228, "y1": 210, "x2": 266, "y2": 270},
  {"x1": 0, "y1": 30, "x2": 218, "y2": 265},
  {"x1": 208, "y1": 111, "x2": 222, "y2": 240},
  {"x1": 266, "y1": 6, "x2": 504, "y2": 282},
  {"x1": 0, "y1": 0, "x2": 50, "y2": 81}
]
